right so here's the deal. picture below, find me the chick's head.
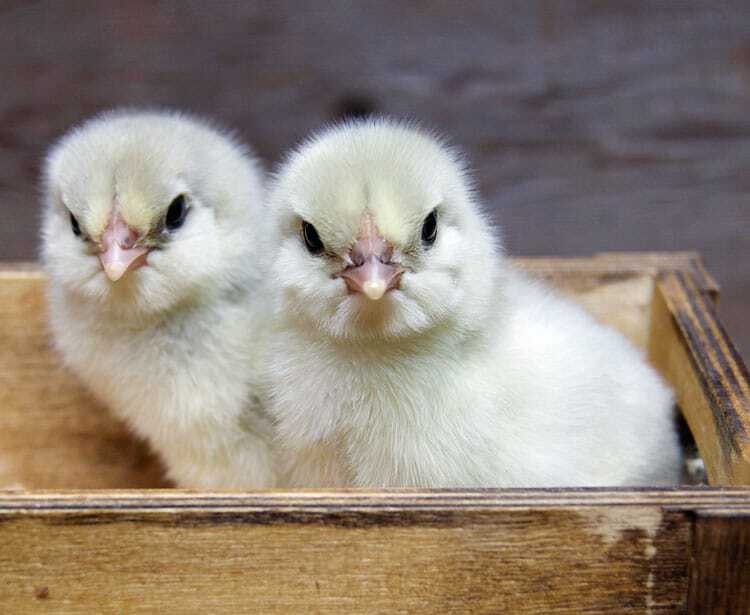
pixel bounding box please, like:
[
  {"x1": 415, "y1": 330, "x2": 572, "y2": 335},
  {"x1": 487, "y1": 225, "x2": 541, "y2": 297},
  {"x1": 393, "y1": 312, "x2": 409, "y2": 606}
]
[
  {"x1": 269, "y1": 119, "x2": 500, "y2": 340},
  {"x1": 42, "y1": 110, "x2": 264, "y2": 316}
]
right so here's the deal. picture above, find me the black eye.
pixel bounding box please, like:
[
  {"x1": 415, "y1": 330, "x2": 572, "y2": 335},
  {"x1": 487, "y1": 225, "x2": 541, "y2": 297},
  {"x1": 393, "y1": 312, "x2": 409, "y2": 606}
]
[
  {"x1": 302, "y1": 221, "x2": 324, "y2": 255},
  {"x1": 165, "y1": 195, "x2": 188, "y2": 231},
  {"x1": 70, "y1": 212, "x2": 82, "y2": 237},
  {"x1": 421, "y1": 209, "x2": 438, "y2": 246}
]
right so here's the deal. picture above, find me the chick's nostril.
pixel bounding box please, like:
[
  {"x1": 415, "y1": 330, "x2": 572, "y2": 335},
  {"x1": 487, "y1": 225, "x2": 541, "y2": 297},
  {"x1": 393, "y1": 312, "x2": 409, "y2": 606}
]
[
  {"x1": 106, "y1": 215, "x2": 141, "y2": 250},
  {"x1": 350, "y1": 247, "x2": 365, "y2": 267}
]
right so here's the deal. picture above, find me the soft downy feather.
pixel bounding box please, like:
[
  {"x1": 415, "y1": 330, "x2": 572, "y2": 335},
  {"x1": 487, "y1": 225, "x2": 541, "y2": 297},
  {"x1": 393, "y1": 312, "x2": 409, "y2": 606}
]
[
  {"x1": 266, "y1": 118, "x2": 682, "y2": 488},
  {"x1": 42, "y1": 109, "x2": 277, "y2": 488}
]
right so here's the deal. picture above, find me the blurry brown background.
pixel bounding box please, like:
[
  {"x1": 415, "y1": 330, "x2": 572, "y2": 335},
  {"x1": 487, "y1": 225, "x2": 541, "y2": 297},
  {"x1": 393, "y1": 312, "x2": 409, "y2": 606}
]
[{"x1": 0, "y1": 1, "x2": 747, "y2": 355}]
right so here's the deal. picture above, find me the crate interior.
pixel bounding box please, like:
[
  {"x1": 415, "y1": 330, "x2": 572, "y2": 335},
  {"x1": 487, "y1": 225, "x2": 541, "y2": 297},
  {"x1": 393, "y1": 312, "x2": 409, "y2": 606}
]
[{"x1": 0, "y1": 255, "x2": 713, "y2": 489}]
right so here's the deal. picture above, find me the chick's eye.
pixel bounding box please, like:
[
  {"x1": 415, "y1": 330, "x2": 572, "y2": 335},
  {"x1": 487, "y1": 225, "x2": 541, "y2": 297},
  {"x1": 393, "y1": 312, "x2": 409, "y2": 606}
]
[
  {"x1": 70, "y1": 213, "x2": 82, "y2": 237},
  {"x1": 302, "y1": 221, "x2": 324, "y2": 255},
  {"x1": 421, "y1": 209, "x2": 438, "y2": 246},
  {"x1": 165, "y1": 195, "x2": 188, "y2": 231}
]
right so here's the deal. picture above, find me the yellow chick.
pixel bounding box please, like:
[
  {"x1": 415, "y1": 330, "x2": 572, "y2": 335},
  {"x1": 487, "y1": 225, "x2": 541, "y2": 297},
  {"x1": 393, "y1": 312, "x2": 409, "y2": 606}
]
[
  {"x1": 265, "y1": 119, "x2": 683, "y2": 487},
  {"x1": 41, "y1": 110, "x2": 277, "y2": 488}
]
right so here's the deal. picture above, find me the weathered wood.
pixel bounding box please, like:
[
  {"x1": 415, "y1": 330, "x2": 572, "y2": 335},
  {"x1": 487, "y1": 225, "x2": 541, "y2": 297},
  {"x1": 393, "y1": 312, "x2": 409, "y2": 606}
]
[
  {"x1": 5, "y1": 488, "x2": 750, "y2": 509},
  {"x1": 0, "y1": 489, "x2": 741, "y2": 615},
  {"x1": 688, "y1": 511, "x2": 750, "y2": 614},
  {"x1": 0, "y1": 490, "x2": 748, "y2": 614},
  {"x1": 519, "y1": 252, "x2": 719, "y2": 294},
  {"x1": 651, "y1": 273, "x2": 750, "y2": 485},
  {"x1": 1, "y1": 251, "x2": 750, "y2": 612},
  {"x1": 649, "y1": 283, "x2": 725, "y2": 485}
]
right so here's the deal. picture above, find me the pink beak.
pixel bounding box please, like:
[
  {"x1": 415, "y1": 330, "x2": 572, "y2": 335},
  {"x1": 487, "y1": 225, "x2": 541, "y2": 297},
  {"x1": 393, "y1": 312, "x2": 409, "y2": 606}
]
[
  {"x1": 338, "y1": 217, "x2": 403, "y2": 301},
  {"x1": 98, "y1": 211, "x2": 149, "y2": 282}
]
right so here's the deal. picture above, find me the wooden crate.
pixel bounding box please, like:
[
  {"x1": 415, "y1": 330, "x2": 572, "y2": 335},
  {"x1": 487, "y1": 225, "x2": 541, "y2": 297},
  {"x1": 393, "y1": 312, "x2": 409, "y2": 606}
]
[{"x1": 0, "y1": 252, "x2": 748, "y2": 614}]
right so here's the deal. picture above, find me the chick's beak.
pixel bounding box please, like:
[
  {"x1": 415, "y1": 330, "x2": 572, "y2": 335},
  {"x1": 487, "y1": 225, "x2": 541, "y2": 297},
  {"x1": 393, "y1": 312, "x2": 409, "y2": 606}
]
[
  {"x1": 338, "y1": 221, "x2": 404, "y2": 301},
  {"x1": 98, "y1": 211, "x2": 149, "y2": 282}
]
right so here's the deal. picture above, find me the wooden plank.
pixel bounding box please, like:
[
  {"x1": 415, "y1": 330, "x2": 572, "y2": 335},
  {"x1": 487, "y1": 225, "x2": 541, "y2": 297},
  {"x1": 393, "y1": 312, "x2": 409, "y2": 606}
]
[
  {"x1": 688, "y1": 511, "x2": 750, "y2": 614},
  {"x1": 3, "y1": 489, "x2": 741, "y2": 614},
  {"x1": 651, "y1": 273, "x2": 750, "y2": 485},
  {"x1": 518, "y1": 251, "x2": 719, "y2": 297},
  {"x1": 1, "y1": 490, "x2": 748, "y2": 614},
  {"x1": 4, "y1": 488, "x2": 750, "y2": 508},
  {"x1": 520, "y1": 252, "x2": 719, "y2": 350},
  {"x1": 649, "y1": 280, "x2": 727, "y2": 485},
  {"x1": 0, "y1": 508, "x2": 686, "y2": 613}
]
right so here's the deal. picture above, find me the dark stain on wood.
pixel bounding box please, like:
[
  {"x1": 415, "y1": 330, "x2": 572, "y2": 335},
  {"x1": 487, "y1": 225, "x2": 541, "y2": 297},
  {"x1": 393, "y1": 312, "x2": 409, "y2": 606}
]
[
  {"x1": 666, "y1": 273, "x2": 749, "y2": 456},
  {"x1": 423, "y1": 507, "x2": 690, "y2": 613},
  {"x1": 14, "y1": 508, "x2": 476, "y2": 528},
  {"x1": 34, "y1": 586, "x2": 49, "y2": 599},
  {"x1": 670, "y1": 306, "x2": 739, "y2": 455},
  {"x1": 679, "y1": 272, "x2": 750, "y2": 411},
  {"x1": 688, "y1": 511, "x2": 750, "y2": 614},
  {"x1": 0, "y1": 504, "x2": 696, "y2": 613},
  {"x1": 682, "y1": 257, "x2": 721, "y2": 299},
  {"x1": 15, "y1": 508, "x2": 608, "y2": 529},
  {"x1": 652, "y1": 510, "x2": 692, "y2": 610},
  {"x1": 592, "y1": 271, "x2": 641, "y2": 285}
]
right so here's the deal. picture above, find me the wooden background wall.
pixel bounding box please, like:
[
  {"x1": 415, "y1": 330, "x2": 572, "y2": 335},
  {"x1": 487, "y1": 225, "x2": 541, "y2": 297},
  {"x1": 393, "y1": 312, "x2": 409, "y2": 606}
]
[{"x1": 0, "y1": 1, "x2": 748, "y2": 355}]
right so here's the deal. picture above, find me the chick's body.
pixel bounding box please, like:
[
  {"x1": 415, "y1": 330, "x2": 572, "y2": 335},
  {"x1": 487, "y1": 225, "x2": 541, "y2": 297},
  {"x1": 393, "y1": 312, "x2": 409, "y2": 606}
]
[
  {"x1": 42, "y1": 110, "x2": 276, "y2": 488},
  {"x1": 267, "y1": 120, "x2": 682, "y2": 487}
]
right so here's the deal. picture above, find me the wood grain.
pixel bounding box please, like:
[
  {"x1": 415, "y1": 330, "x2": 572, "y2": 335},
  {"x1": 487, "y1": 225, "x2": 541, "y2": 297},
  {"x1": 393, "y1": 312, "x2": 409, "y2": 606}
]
[
  {"x1": 649, "y1": 283, "x2": 726, "y2": 486},
  {"x1": 0, "y1": 490, "x2": 749, "y2": 614},
  {"x1": 688, "y1": 511, "x2": 750, "y2": 614},
  {"x1": 652, "y1": 273, "x2": 750, "y2": 485},
  {"x1": 1, "y1": 489, "x2": 741, "y2": 615}
]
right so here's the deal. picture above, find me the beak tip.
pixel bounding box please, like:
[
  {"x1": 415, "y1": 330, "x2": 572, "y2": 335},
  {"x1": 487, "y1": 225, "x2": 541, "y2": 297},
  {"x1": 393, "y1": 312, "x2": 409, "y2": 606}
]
[
  {"x1": 102, "y1": 262, "x2": 126, "y2": 282},
  {"x1": 362, "y1": 280, "x2": 387, "y2": 301}
]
